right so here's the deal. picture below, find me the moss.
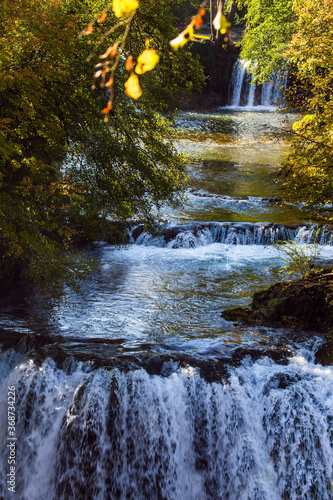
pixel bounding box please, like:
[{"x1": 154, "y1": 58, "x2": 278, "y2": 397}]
[{"x1": 222, "y1": 306, "x2": 251, "y2": 323}]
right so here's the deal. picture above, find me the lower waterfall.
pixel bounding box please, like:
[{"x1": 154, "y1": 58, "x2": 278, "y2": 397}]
[{"x1": 0, "y1": 347, "x2": 332, "y2": 499}]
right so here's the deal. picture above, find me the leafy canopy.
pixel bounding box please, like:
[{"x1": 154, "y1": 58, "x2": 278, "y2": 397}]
[
  {"x1": 0, "y1": 0, "x2": 204, "y2": 295},
  {"x1": 240, "y1": 0, "x2": 296, "y2": 82},
  {"x1": 281, "y1": 0, "x2": 333, "y2": 213},
  {"x1": 241, "y1": 0, "x2": 333, "y2": 216}
]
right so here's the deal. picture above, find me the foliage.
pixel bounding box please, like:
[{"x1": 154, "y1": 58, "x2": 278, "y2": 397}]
[
  {"x1": 0, "y1": 0, "x2": 205, "y2": 295},
  {"x1": 276, "y1": 225, "x2": 322, "y2": 278},
  {"x1": 241, "y1": 0, "x2": 333, "y2": 217},
  {"x1": 239, "y1": 0, "x2": 296, "y2": 82},
  {"x1": 280, "y1": 0, "x2": 333, "y2": 213},
  {"x1": 169, "y1": 0, "x2": 202, "y2": 26}
]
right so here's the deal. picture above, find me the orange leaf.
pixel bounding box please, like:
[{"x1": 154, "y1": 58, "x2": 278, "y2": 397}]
[
  {"x1": 110, "y1": 43, "x2": 118, "y2": 58},
  {"x1": 100, "y1": 42, "x2": 118, "y2": 59},
  {"x1": 105, "y1": 77, "x2": 114, "y2": 87},
  {"x1": 98, "y1": 12, "x2": 107, "y2": 23},
  {"x1": 86, "y1": 23, "x2": 94, "y2": 34},
  {"x1": 101, "y1": 103, "x2": 112, "y2": 114},
  {"x1": 125, "y1": 55, "x2": 135, "y2": 72},
  {"x1": 194, "y1": 15, "x2": 203, "y2": 28}
]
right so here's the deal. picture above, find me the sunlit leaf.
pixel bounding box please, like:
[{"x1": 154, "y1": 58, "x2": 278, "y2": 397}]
[
  {"x1": 124, "y1": 73, "x2": 142, "y2": 99},
  {"x1": 170, "y1": 26, "x2": 194, "y2": 50},
  {"x1": 292, "y1": 114, "x2": 315, "y2": 132},
  {"x1": 213, "y1": 3, "x2": 231, "y2": 34},
  {"x1": 112, "y1": 0, "x2": 139, "y2": 18},
  {"x1": 135, "y1": 49, "x2": 159, "y2": 74}
]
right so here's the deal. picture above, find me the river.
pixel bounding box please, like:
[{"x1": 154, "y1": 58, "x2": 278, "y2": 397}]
[{"x1": 0, "y1": 102, "x2": 332, "y2": 498}]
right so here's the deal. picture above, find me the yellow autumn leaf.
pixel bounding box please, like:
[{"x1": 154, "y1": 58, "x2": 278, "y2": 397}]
[
  {"x1": 135, "y1": 49, "x2": 160, "y2": 75},
  {"x1": 170, "y1": 26, "x2": 194, "y2": 50},
  {"x1": 213, "y1": 4, "x2": 231, "y2": 34},
  {"x1": 112, "y1": 0, "x2": 139, "y2": 18},
  {"x1": 124, "y1": 74, "x2": 142, "y2": 99}
]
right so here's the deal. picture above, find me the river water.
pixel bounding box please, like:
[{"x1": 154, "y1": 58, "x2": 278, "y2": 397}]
[{"x1": 0, "y1": 106, "x2": 333, "y2": 499}]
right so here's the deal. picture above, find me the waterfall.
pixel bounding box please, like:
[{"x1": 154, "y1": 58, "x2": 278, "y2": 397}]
[
  {"x1": 131, "y1": 222, "x2": 333, "y2": 249},
  {"x1": 0, "y1": 351, "x2": 332, "y2": 499},
  {"x1": 228, "y1": 59, "x2": 287, "y2": 109},
  {"x1": 229, "y1": 59, "x2": 248, "y2": 107}
]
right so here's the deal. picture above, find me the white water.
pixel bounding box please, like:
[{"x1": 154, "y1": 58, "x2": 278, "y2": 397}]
[
  {"x1": 228, "y1": 59, "x2": 287, "y2": 109},
  {"x1": 132, "y1": 222, "x2": 333, "y2": 248},
  {"x1": 0, "y1": 348, "x2": 332, "y2": 499},
  {"x1": 229, "y1": 59, "x2": 249, "y2": 107}
]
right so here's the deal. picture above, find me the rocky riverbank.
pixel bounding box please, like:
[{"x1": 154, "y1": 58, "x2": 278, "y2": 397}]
[{"x1": 222, "y1": 269, "x2": 333, "y2": 365}]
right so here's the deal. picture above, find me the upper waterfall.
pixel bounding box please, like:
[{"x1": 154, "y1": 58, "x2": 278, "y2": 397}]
[{"x1": 228, "y1": 59, "x2": 287, "y2": 109}]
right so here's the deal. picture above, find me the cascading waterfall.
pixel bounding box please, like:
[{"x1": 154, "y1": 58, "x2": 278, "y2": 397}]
[
  {"x1": 0, "y1": 348, "x2": 332, "y2": 500},
  {"x1": 131, "y1": 222, "x2": 333, "y2": 249},
  {"x1": 229, "y1": 59, "x2": 287, "y2": 108}
]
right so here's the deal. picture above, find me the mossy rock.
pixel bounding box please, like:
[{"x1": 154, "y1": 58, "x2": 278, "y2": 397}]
[{"x1": 222, "y1": 269, "x2": 333, "y2": 364}]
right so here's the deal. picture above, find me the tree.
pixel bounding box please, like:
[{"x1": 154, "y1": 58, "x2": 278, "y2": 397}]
[
  {"x1": 280, "y1": 0, "x2": 333, "y2": 214},
  {"x1": 0, "y1": 0, "x2": 204, "y2": 295},
  {"x1": 239, "y1": 0, "x2": 296, "y2": 82},
  {"x1": 240, "y1": 0, "x2": 333, "y2": 217}
]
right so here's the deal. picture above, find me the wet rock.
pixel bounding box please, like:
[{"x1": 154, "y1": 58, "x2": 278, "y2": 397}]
[
  {"x1": 262, "y1": 372, "x2": 302, "y2": 396},
  {"x1": 222, "y1": 269, "x2": 333, "y2": 364},
  {"x1": 230, "y1": 346, "x2": 291, "y2": 367},
  {"x1": 0, "y1": 327, "x2": 62, "y2": 353},
  {"x1": 74, "y1": 220, "x2": 132, "y2": 246},
  {"x1": 0, "y1": 327, "x2": 293, "y2": 383},
  {"x1": 315, "y1": 333, "x2": 333, "y2": 365},
  {"x1": 179, "y1": 36, "x2": 240, "y2": 110}
]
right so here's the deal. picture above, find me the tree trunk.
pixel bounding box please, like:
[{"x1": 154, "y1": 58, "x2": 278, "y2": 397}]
[
  {"x1": 210, "y1": 0, "x2": 216, "y2": 40},
  {"x1": 228, "y1": 2, "x2": 237, "y2": 24}
]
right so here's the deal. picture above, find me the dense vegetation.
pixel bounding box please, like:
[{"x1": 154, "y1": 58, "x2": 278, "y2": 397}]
[
  {"x1": 0, "y1": 0, "x2": 204, "y2": 294},
  {"x1": 240, "y1": 0, "x2": 333, "y2": 217}
]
